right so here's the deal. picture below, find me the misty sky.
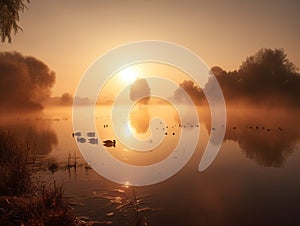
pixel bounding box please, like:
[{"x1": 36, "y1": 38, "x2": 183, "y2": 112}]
[{"x1": 1, "y1": 0, "x2": 299, "y2": 96}]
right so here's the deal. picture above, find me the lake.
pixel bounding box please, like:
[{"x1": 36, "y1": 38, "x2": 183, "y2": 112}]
[{"x1": 1, "y1": 105, "x2": 300, "y2": 226}]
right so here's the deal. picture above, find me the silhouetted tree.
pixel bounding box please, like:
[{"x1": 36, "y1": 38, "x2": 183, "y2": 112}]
[
  {"x1": 237, "y1": 48, "x2": 300, "y2": 104},
  {"x1": 173, "y1": 80, "x2": 206, "y2": 105},
  {"x1": 130, "y1": 78, "x2": 150, "y2": 104},
  {"x1": 240, "y1": 49, "x2": 292, "y2": 88},
  {"x1": 239, "y1": 48, "x2": 297, "y2": 76},
  {"x1": 210, "y1": 66, "x2": 227, "y2": 77},
  {"x1": 0, "y1": 52, "x2": 55, "y2": 111},
  {"x1": 202, "y1": 48, "x2": 300, "y2": 106},
  {"x1": 60, "y1": 92, "x2": 73, "y2": 105},
  {"x1": 0, "y1": 0, "x2": 30, "y2": 43},
  {"x1": 210, "y1": 67, "x2": 242, "y2": 100}
]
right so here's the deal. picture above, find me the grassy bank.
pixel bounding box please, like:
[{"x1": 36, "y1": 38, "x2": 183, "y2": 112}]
[{"x1": 0, "y1": 128, "x2": 86, "y2": 226}]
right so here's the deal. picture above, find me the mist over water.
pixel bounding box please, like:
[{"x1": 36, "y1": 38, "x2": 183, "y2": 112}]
[
  {"x1": 1, "y1": 47, "x2": 300, "y2": 225},
  {"x1": 1, "y1": 103, "x2": 299, "y2": 225}
]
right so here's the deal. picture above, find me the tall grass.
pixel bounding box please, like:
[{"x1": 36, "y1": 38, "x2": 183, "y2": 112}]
[
  {"x1": 0, "y1": 128, "x2": 32, "y2": 196},
  {"x1": 0, "y1": 183, "x2": 82, "y2": 226},
  {"x1": 0, "y1": 128, "x2": 87, "y2": 225}
]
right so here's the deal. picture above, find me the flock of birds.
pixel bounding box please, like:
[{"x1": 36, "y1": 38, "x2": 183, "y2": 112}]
[
  {"x1": 72, "y1": 131, "x2": 116, "y2": 147},
  {"x1": 72, "y1": 122, "x2": 285, "y2": 148},
  {"x1": 230, "y1": 125, "x2": 284, "y2": 132}
]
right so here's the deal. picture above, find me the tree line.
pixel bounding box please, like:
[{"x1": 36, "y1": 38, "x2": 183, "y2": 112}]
[{"x1": 178, "y1": 48, "x2": 300, "y2": 108}]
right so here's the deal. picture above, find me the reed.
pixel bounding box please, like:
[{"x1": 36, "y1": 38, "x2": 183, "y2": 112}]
[
  {"x1": 0, "y1": 128, "x2": 32, "y2": 196},
  {"x1": 0, "y1": 128, "x2": 88, "y2": 225},
  {"x1": 0, "y1": 182, "x2": 87, "y2": 226}
]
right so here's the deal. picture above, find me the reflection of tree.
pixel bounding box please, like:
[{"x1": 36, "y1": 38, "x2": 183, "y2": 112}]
[
  {"x1": 237, "y1": 130, "x2": 295, "y2": 167},
  {"x1": 129, "y1": 104, "x2": 150, "y2": 134},
  {"x1": 27, "y1": 127, "x2": 58, "y2": 155},
  {"x1": 174, "y1": 48, "x2": 300, "y2": 166},
  {"x1": 203, "y1": 108, "x2": 300, "y2": 167},
  {"x1": 0, "y1": 122, "x2": 58, "y2": 155},
  {"x1": 129, "y1": 78, "x2": 151, "y2": 134}
]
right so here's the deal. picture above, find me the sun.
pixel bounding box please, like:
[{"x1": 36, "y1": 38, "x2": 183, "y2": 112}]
[{"x1": 119, "y1": 66, "x2": 139, "y2": 85}]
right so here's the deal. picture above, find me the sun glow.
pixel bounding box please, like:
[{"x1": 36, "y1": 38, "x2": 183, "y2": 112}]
[{"x1": 119, "y1": 66, "x2": 139, "y2": 85}]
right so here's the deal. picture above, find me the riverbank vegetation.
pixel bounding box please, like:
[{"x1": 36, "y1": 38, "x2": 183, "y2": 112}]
[{"x1": 0, "y1": 129, "x2": 86, "y2": 226}]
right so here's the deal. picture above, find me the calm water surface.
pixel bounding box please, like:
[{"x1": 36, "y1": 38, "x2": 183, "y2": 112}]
[{"x1": 1, "y1": 105, "x2": 300, "y2": 226}]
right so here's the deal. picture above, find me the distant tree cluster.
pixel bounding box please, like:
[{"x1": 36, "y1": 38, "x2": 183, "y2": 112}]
[
  {"x1": 177, "y1": 48, "x2": 300, "y2": 107},
  {"x1": 174, "y1": 80, "x2": 206, "y2": 106},
  {"x1": 0, "y1": 0, "x2": 30, "y2": 43},
  {"x1": 60, "y1": 92, "x2": 73, "y2": 105},
  {"x1": 0, "y1": 52, "x2": 55, "y2": 111}
]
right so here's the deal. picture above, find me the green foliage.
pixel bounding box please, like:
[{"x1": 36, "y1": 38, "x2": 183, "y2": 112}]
[{"x1": 0, "y1": 0, "x2": 30, "y2": 43}]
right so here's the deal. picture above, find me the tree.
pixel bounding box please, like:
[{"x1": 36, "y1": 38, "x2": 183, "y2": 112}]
[
  {"x1": 210, "y1": 66, "x2": 227, "y2": 77},
  {"x1": 237, "y1": 48, "x2": 299, "y2": 98},
  {"x1": 239, "y1": 48, "x2": 298, "y2": 79},
  {"x1": 173, "y1": 80, "x2": 206, "y2": 105},
  {"x1": 60, "y1": 93, "x2": 73, "y2": 105},
  {"x1": 0, "y1": 0, "x2": 30, "y2": 43},
  {"x1": 0, "y1": 52, "x2": 55, "y2": 111},
  {"x1": 184, "y1": 48, "x2": 300, "y2": 107},
  {"x1": 130, "y1": 78, "x2": 151, "y2": 104}
]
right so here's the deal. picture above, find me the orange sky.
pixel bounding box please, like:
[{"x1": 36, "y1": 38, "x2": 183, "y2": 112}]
[{"x1": 1, "y1": 0, "x2": 299, "y2": 96}]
